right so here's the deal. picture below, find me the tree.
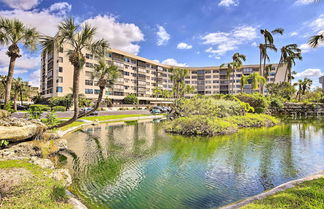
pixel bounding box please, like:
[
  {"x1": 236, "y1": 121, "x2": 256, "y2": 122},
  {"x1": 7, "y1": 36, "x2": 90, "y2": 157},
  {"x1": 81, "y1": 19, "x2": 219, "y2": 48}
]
[
  {"x1": 232, "y1": 52, "x2": 246, "y2": 93},
  {"x1": 220, "y1": 62, "x2": 234, "y2": 94},
  {"x1": 309, "y1": 33, "x2": 324, "y2": 48},
  {"x1": 12, "y1": 77, "x2": 23, "y2": 110},
  {"x1": 284, "y1": 53, "x2": 302, "y2": 83},
  {"x1": 170, "y1": 68, "x2": 190, "y2": 99},
  {"x1": 123, "y1": 94, "x2": 138, "y2": 104},
  {"x1": 274, "y1": 44, "x2": 302, "y2": 83},
  {"x1": 240, "y1": 75, "x2": 248, "y2": 92},
  {"x1": 152, "y1": 86, "x2": 163, "y2": 98},
  {"x1": 259, "y1": 28, "x2": 283, "y2": 93},
  {"x1": 295, "y1": 78, "x2": 312, "y2": 102},
  {"x1": 40, "y1": 18, "x2": 108, "y2": 128},
  {"x1": 78, "y1": 60, "x2": 119, "y2": 118},
  {"x1": 266, "y1": 82, "x2": 296, "y2": 100},
  {"x1": 0, "y1": 18, "x2": 39, "y2": 106},
  {"x1": 247, "y1": 72, "x2": 267, "y2": 90}
]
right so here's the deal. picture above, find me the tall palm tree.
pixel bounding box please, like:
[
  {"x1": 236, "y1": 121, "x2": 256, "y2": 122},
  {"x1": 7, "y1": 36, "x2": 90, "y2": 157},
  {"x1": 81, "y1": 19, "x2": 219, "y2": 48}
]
[
  {"x1": 41, "y1": 18, "x2": 108, "y2": 128},
  {"x1": 274, "y1": 44, "x2": 302, "y2": 83},
  {"x1": 12, "y1": 77, "x2": 24, "y2": 110},
  {"x1": 284, "y1": 53, "x2": 303, "y2": 83},
  {"x1": 232, "y1": 52, "x2": 246, "y2": 93},
  {"x1": 220, "y1": 62, "x2": 234, "y2": 94},
  {"x1": 0, "y1": 18, "x2": 39, "y2": 106},
  {"x1": 170, "y1": 68, "x2": 189, "y2": 100},
  {"x1": 78, "y1": 60, "x2": 119, "y2": 118},
  {"x1": 248, "y1": 72, "x2": 267, "y2": 90}
]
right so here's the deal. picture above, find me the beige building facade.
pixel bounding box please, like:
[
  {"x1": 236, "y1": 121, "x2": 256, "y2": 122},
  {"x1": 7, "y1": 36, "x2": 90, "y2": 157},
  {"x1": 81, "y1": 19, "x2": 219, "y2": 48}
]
[{"x1": 40, "y1": 46, "x2": 287, "y2": 104}]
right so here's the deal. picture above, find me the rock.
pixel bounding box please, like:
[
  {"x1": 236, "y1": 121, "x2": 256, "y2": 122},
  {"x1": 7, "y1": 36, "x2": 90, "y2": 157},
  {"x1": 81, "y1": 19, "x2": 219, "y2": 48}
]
[
  {"x1": 41, "y1": 132, "x2": 60, "y2": 141},
  {"x1": 0, "y1": 110, "x2": 10, "y2": 119},
  {"x1": 0, "y1": 168, "x2": 32, "y2": 194},
  {"x1": 49, "y1": 169, "x2": 72, "y2": 186},
  {"x1": 57, "y1": 138, "x2": 68, "y2": 150},
  {"x1": 68, "y1": 197, "x2": 88, "y2": 209},
  {"x1": 0, "y1": 119, "x2": 47, "y2": 142},
  {"x1": 0, "y1": 142, "x2": 42, "y2": 160},
  {"x1": 30, "y1": 157, "x2": 54, "y2": 169}
]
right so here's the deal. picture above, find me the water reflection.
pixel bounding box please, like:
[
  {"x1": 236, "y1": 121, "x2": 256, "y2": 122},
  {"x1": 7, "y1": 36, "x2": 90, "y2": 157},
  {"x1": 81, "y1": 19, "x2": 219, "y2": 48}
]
[{"x1": 63, "y1": 119, "x2": 324, "y2": 209}]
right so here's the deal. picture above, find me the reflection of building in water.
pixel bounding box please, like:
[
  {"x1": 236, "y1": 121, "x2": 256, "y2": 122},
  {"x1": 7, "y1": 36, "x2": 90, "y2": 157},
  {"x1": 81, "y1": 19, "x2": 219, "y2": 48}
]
[
  {"x1": 111, "y1": 125, "x2": 136, "y2": 154},
  {"x1": 137, "y1": 123, "x2": 154, "y2": 152}
]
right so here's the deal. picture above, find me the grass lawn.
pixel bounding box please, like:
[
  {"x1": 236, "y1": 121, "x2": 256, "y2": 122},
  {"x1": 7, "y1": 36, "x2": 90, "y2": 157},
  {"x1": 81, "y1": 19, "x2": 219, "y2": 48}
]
[
  {"x1": 57, "y1": 121, "x2": 85, "y2": 131},
  {"x1": 0, "y1": 160, "x2": 73, "y2": 209},
  {"x1": 82, "y1": 114, "x2": 150, "y2": 121},
  {"x1": 241, "y1": 177, "x2": 324, "y2": 209}
]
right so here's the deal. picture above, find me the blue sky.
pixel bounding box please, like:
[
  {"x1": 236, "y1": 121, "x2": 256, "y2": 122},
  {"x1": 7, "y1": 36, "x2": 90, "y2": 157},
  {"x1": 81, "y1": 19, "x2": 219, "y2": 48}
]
[{"x1": 0, "y1": 0, "x2": 323, "y2": 87}]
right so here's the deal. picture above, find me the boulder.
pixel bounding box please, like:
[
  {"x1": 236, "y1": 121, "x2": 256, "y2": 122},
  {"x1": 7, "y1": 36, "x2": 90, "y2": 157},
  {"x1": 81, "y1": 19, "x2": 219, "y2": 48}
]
[
  {"x1": 0, "y1": 168, "x2": 32, "y2": 196},
  {"x1": 0, "y1": 118, "x2": 47, "y2": 142},
  {"x1": 48, "y1": 169, "x2": 72, "y2": 186},
  {"x1": 0, "y1": 142, "x2": 42, "y2": 160},
  {"x1": 0, "y1": 110, "x2": 9, "y2": 119},
  {"x1": 30, "y1": 157, "x2": 54, "y2": 169}
]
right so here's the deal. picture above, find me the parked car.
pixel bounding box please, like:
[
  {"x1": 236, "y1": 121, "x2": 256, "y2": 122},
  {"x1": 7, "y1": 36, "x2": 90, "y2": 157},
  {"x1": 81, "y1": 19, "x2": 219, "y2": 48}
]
[
  {"x1": 150, "y1": 106, "x2": 170, "y2": 114},
  {"x1": 79, "y1": 107, "x2": 99, "y2": 116},
  {"x1": 150, "y1": 108, "x2": 161, "y2": 114},
  {"x1": 17, "y1": 104, "x2": 28, "y2": 111}
]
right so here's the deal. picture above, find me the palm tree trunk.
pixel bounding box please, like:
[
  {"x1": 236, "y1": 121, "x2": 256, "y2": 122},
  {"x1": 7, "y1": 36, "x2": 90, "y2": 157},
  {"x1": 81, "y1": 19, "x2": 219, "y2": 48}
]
[
  {"x1": 4, "y1": 56, "x2": 17, "y2": 105},
  {"x1": 50, "y1": 67, "x2": 80, "y2": 129},
  {"x1": 77, "y1": 86, "x2": 105, "y2": 118},
  {"x1": 13, "y1": 91, "x2": 17, "y2": 111},
  {"x1": 20, "y1": 89, "x2": 23, "y2": 105},
  {"x1": 284, "y1": 67, "x2": 289, "y2": 83}
]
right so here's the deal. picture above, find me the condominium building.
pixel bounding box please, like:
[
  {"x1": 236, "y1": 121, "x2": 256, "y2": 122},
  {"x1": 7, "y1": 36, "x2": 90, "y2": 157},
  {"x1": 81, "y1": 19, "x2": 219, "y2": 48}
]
[
  {"x1": 320, "y1": 76, "x2": 324, "y2": 89},
  {"x1": 40, "y1": 46, "x2": 287, "y2": 104}
]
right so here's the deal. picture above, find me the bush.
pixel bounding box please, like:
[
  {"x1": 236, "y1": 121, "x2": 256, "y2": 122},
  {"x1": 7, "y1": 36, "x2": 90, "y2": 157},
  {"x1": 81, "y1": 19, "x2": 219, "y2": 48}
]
[
  {"x1": 43, "y1": 110, "x2": 58, "y2": 126},
  {"x1": 52, "y1": 106, "x2": 66, "y2": 112},
  {"x1": 51, "y1": 185, "x2": 68, "y2": 202},
  {"x1": 236, "y1": 93, "x2": 269, "y2": 113},
  {"x1": 29, "y1": 104, "x2": 51, "y2": 111},
  {"x1": 165, "y1": 115, "x2": 237, "y2": 136},
  {"x1": 27, "y1": 107, "x2": 43, "y2": 119},
  {"x1": 123, "y1": 94, "x2": 138, "y2": 104},
  {"x1": 224, "y1": 113, "x2": 279, "y2": 128},
  {"x1": 176, "y1": 96, "x2": 246, "y2": 118},
  {"x1": 269, "y1": 97, "x2": 284, "y2": 110},
  {"x1": 49, "y1": 96, "x2": 72, "y2": 110}
]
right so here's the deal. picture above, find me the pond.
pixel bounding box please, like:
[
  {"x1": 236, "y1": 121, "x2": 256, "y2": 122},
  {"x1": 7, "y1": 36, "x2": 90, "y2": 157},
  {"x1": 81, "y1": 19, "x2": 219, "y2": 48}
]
[{"x1": 61, "y1": 118, "x2": 324, "y2": 209}]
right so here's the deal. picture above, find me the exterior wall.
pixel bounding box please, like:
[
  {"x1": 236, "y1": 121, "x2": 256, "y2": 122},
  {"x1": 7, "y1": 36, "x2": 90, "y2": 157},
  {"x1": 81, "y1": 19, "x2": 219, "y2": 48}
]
[
  {"x1": 320, "y1": 76, "x2": 324, "y2": 89},
  {"x1": 40, "y1": 45, "x2": 288, "y2": 103}
]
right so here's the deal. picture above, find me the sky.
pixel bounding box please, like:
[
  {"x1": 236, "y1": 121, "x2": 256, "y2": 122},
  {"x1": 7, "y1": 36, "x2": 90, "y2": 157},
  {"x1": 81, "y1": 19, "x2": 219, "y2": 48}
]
[{"x1": 0, "y1": 0, "x2": 323, "y2": 87}]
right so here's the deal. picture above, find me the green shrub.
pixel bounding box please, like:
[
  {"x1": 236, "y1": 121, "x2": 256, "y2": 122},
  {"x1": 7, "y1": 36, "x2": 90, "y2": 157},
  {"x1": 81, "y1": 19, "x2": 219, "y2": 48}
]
[
  {"x1": 27, "y1": 107, "x2": 43, "y2": 119},
  {"x1": 123, "y1": 94, "x2": 138, "y2": 104},
  {"x1": 0, "y1": 140, "x2": 9, "y2": 148},
  {"x1": 52, "y1": 106, "x2": 66, "y2": 112},
  {"x1": 29, "y1": 104, "x2": 51, "y2": 111},
  {"x1": 176, "y1": 96, "x2": 246, "y2": 118},
  {"x1": 165, "y1": 115, "x2": 237, "y2": 136},
  {"x1": 43, "y1": 110, "x2": 58, "y2": 126},
  {"x1": 236, "y1": 93, "x2": 269, "y2": 113},
  {"x1": 51, "y1": 185, "x2": 68, "y2": 202},
  {"x1": 269, "y1": 97, "x2": 284, "y2": 110},
  {"x1": 224, "y1": 113, "x2": 279, "y2": 128}
]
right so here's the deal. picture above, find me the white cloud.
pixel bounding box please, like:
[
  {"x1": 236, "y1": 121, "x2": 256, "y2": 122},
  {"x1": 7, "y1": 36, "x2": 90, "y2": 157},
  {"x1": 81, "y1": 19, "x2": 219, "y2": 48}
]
[
  {"x1": 177, "y1": 42, "x2": 192, "y2": 49},
  {"x1": 202, "y1": 25, "x2": 257, "y2": 56},
  {"x1": 152, "y1": 59, "x2": 160, "y2": 63},
  {"x1": 0, "y1": 67, "x2": 27, "y2": 74},
  {"x1": 295, "y1": 68, "x2": 323, "y2": 78},
  {"x1": 295, "y1": 0, "x2": 316, "y2": 5},
  {"x1": 156, "y1": 25, "x2": 170, "y2": 46},
  {"x1": 0, "y1": 0, "x2": 41, "y2": 10},
  {"x1": 0, "y1": 48, "x2": 40, "y2": 70},
  {"x1": 294, "y1": 68, "x2": 324, "y2": 87},
  {"x1": 309, "y1": 15, "x2": 324, "y2": 32},
  {"x1": 290, "y1": 32, "x2": 299, "y2": 36},
  {"x1": 162, "y1": 58, "x2": 188, "y2": 67},
  {"x1": 84, "y1": 15, "x2": 144, "y2": 55},
  {"x1": 49, "y1": 2, "x2": 72, "y2": 16},
  {"x1": 0, "y1": 3, "x2": 69, "y2": 36},
  {"x1": 251, "y1": 42, "x2": 258, "y2": 47},
  {"x1": 28, "y1": 69, "x2": 40, "y2": 87},
  {"x1": 218, "y1": 0, "x2": 239, "y2": 7}
]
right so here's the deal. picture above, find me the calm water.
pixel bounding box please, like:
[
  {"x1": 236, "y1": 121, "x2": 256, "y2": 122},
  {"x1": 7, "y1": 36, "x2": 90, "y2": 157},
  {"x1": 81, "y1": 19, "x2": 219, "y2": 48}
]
[{"x1": 61, "y1": 118, "x2": 324, "y2": 209}]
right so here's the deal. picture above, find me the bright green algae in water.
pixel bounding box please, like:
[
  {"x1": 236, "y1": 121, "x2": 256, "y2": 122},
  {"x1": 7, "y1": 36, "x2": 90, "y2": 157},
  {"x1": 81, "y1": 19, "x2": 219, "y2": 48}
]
[{"x1": 62, "y1": 118, "x2": 324, "y2": 209}]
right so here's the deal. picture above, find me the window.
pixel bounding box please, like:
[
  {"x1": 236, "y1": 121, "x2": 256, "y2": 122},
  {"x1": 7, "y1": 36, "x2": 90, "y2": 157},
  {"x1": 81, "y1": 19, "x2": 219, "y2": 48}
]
[
  {"x1": 94, "y1": 89, "x2": 100, "y2": 94},
  {"x1": 57, "y1": 77, "x2": 63, "y2": 83},
  {"x1": 85, "y1": 89, "x2": 93, "y2": 94},
  {"x1": 85, "y1": 80, "x2": 93, "y2": 85},
  {"x1": 59, "y1": 47, "x2": 63, "y2": 53},
  {"x1": 56, "y1": 87, "x2": 63, "y2": 92},
  {"x1": 58, "y1": 67, "x2": 63, "y2": 73},
  {"x1": 124, "y1": 71, "x2": 129, "y2": 76},
  {"x1": 58, "y1": 57, "x2": 63, "y2": 63},
  {"x1": 85, "y1": 62, "x2": 93, "y2": 68},
  {"x1": 86, "y1": 53, "x2": 93, "y2": 59}
]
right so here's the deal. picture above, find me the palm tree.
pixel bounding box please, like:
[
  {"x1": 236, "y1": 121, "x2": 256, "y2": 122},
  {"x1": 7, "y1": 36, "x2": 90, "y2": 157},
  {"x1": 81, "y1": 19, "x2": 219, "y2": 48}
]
[
  {"x1": 309, "y1": 33, "x2": 324, "y2": 48},
  {"x1": 295, "y1": 78, "x2": 312, "y2": 102},
  {"x1": 40, "y1": 18, "x2": 108, "y2": 128},
  {"x1": 284, "y1": 53, "x2": 302, "y2": 83},
  {"x1": 153, "y1": 86, "x2": 163, "y2": 98},
  {"x1": 248, "y1": 72, "x2": 267, "y2": 90},
  {"x1": 274, "y1": 44, "x2": 302, "y2": 83},
  {"x1": 170, "y1": 68, "x2": 189, "y2": 100},
  {"x1": 78, "y1": 60, "x2": 119, "y2": 118},
  {"x1": 0, "y1": 18, "x2": 39, "y2": 106},
  {"x1": 240, "y1": 75, "x2": 248, "y2": 93},
  {"x1": 12, "y1": 77, "x2": 23, "y2": 110},
  {"x1": 232, "y1": 52, "x2": 246, "y2": 93},
  {"x1": 220, "y1": 62, "x2": 234, "y2": 94}
]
